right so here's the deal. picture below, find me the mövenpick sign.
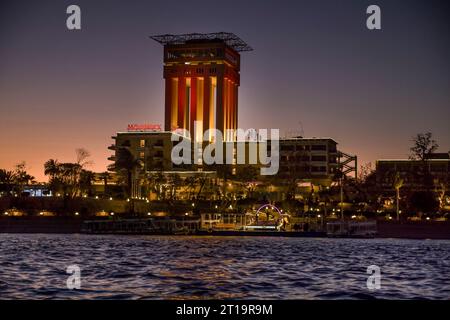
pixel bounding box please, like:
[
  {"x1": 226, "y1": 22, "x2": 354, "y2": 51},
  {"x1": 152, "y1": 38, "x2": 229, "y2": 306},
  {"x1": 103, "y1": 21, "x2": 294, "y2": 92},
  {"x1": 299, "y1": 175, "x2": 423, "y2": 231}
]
[
  {"x1": 127, "y1": 124, "x2": 162, "y2": 132},
  {"x1": 171, "y1": 121, "x2": 280, "y2": 176}
]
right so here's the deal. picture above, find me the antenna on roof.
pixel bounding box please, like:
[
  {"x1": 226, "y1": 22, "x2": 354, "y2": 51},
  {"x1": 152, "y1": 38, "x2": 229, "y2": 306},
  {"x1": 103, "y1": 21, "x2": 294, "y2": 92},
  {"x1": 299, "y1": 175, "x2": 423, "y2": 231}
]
[{"x1": 298, "y1": 121, "x2": 304, "y2": 138}]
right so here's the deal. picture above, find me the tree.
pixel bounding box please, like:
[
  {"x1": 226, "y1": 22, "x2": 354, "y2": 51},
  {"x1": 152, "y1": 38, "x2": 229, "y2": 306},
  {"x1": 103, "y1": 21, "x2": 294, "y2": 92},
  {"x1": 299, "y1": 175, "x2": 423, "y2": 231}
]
[
  {"x1": 168, "y1": 173, "x2": 182, "y2": 201},
  {"x1": 358, "y1": 162, "x2": 373, "y2": 182},
  {"x1": 99, "y1": 171, "x2": 111, "y2": 195},
  {"x1": 79, "y1": 170, "x2": 95, "y2": 196},
  {"x1": 410, "y1": 191, "x2": 439, "y2": 215},
  {"x1": 393, "y1": 172, "x2": 404, "y2": 221},
  {"x1": 184, "y1": 176, "x2": 197, "y2": 200},
  {"x1": 410, "y1": 132, "x2": 439, "y2": 192},
  {"x1": 13, "y1": 162, "x2": 35, "y2": 194},
  {"x1": 110, "y1": 147, "x2": 140, "y2": 198},
  {"x1": 235, "y1": 165, "x2": 258, "y2": 199},
  {"x1": 410, "y1": 132, "x2": 439, "y2": 161},
  {"x1": 195, "y1": 173, "x2": 211, "y2": 200},
  {"x1": 0, "y1": 169, "x2": 16, "y2": 194},
  {"x1": 44, "y1": 159, "x2": 60, "y2": 178},
  {"x1": 44, "y1": 149, "x2": 92, "y2": 198},
  {"x1": 148, "y1": 171, "x2": 167, "y2": 200}
]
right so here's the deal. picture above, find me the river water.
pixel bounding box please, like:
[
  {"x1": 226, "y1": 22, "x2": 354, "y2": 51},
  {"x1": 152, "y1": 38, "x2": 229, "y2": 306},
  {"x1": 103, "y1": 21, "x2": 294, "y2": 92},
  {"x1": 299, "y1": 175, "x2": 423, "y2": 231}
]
[{"x1": 0, "y1": 234, "x2": 449, "y2": 299}]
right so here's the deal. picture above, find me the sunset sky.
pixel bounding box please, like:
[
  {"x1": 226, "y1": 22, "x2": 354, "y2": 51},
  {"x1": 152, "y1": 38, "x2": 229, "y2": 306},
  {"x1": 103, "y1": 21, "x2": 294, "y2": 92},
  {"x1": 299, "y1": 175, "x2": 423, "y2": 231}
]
[{"x1": 1, "y1": 0, "x2": 449, "y2": 181}]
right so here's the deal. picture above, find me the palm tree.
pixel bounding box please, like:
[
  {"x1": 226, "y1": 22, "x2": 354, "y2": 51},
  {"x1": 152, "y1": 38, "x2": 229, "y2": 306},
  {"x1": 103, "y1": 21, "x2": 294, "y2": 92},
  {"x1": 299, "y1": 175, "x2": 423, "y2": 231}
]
[
  {"x1": 185, "y1": 176, "x2": 197, "y2": 200},
  {"x1": 44, "y1": 159, "x2": 60, "y2": 178},
  {"x1": 393, "y1": 172, "x2": 404, "y2": 221},
  {"x1": 0, "y1": 169, "x2": 16, "y2": 194},
  {"x1": 99, "y1": 171, "x2": 111, "y2": 195},
  {"x1": 112, "y1": 148, "x2": 140, "y2": 198},
  {"x1": 80, "y1": 170, "x2": 95, "y2": 196},
  {"x1": 13, "y1": 162, "x2": 35, "y2": 194}
]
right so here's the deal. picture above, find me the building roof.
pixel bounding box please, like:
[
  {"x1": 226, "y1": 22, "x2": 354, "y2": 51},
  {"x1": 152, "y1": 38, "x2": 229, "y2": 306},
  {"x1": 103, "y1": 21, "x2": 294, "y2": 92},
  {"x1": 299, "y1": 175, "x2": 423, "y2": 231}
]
[
  {"x1": 150, "y1": 32, "x2": 253, "y2": 52},
  {"x1": 280, "y1": 137, "x2": 338, "y2": 143},
  {"x1": 377, "y1": 159, "x2": 450, "y2": 162}
]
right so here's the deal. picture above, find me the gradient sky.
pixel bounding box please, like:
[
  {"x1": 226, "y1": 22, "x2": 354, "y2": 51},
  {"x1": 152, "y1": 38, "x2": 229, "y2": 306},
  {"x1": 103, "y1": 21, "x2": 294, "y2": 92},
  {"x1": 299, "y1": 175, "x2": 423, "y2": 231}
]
[{"x1": 0, "y1": 0, "x2": 449, "y2": 181}]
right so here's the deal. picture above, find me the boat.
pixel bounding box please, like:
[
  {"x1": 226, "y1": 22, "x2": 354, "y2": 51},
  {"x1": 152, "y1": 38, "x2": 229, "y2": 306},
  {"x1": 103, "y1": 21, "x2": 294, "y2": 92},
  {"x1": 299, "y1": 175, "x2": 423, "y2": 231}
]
[{"x1": 326, "y1": 220, "x2": 377, "y2": 238}]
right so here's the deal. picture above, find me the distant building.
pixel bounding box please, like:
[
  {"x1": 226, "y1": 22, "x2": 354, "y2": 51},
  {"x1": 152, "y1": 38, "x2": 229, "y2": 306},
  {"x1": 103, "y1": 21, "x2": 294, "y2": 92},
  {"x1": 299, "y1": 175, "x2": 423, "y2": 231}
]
[
  {"x1": 109, "y1": 130, "x2": 179, "y2": 172},
  {"x1": 376, "y1": 152, "x2": 450, "y2": 191},
  {"x1": 275, "y1": 137, "x2": 356, "y2": 187}
]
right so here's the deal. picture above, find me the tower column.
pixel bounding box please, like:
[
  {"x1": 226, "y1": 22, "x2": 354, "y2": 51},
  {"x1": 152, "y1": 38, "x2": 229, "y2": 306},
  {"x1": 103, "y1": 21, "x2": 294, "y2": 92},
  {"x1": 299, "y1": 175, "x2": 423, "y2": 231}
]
[
  {"x1": 190, "y1": 77, "x2": 197, "y2": 137},
  {"x1": 216, "y1": 76, "x2": 224, "y2": 137},
  {"x1": 203, "y1": 77, "x2": 211, "y2": 138},
  {"x1": 178, "y1": 77, "x2": 186, "y2": 129},
  {"x1": 164, "y1": 77, "x2": 172, "y2": 131},
  {"x1": 234, "y1": 83, "x2": 238, "y2": 130}
]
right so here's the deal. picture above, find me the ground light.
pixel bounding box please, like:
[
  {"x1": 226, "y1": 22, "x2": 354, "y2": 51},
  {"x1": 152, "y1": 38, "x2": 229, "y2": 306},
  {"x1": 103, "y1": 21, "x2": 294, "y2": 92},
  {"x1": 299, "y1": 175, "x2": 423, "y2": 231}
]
[
  {"x1": 4, "y1": 212, "x2": 8, "y2": 216},
  {"x1": 110, "y1": 212, "x2": 114, "y2": 216},
  {"x1": 147, "y1": 212, "x2": 151, "y2": 216},
  {"x1": 75, "y1": 212, "x2": 79, "y2": 216}
]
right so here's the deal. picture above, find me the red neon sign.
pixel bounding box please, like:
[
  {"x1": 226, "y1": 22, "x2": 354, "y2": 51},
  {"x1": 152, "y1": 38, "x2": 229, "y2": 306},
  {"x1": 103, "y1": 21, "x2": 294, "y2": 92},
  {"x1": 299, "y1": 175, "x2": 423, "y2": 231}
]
[{"x1": 127, "y1": 124, "x2": 162, "y2": 132}]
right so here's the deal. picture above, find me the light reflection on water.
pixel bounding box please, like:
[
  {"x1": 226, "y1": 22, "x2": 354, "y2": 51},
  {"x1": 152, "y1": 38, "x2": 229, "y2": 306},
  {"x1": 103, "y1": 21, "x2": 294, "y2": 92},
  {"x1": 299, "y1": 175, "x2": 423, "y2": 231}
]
[{"x1": 0, "y1": 234, "x2": 449, "y2": 299}]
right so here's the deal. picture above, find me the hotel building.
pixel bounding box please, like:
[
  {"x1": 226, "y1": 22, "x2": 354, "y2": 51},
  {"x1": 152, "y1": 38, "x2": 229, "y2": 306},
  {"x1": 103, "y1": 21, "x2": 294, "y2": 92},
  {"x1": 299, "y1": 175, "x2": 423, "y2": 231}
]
[{"x1": 108, "y1": 32, "x2": 357, "y2": 197}]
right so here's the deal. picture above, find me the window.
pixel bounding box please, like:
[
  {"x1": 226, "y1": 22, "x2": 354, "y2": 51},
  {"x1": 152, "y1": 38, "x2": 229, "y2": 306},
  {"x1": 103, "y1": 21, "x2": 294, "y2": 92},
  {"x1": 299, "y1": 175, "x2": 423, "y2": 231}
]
[
  {"x1": 311, "y1": 155, "x2": 327, "y2": 162},
  {"x1": 311, "y1": 166, "x2": 327, "y2": 172},
  {"x1": 311, "y1": 145, "x2": 327, "y2": 151},
  {"x1": 140, "y1": 140, "x2": 145, "y2": 148},
  {"x1": 139, "y1": 152, "x2": 145, "y2": 159},
  {"x1": 280, "y1": 145, "x2": 295, "y2": 151}
]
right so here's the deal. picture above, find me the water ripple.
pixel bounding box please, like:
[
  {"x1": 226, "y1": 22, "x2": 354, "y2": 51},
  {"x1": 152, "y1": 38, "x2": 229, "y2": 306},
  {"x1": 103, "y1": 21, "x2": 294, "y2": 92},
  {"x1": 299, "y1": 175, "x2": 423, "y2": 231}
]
[{"x1": 0, "y1": 234, "x2": 449, "y2": 299}]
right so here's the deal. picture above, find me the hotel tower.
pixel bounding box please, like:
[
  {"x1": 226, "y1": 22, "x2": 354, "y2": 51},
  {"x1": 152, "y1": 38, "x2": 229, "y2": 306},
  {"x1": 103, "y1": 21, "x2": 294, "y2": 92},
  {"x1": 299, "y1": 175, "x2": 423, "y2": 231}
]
[{"x1": 151, "y1": 32, "x2": 252, "y2": 141}]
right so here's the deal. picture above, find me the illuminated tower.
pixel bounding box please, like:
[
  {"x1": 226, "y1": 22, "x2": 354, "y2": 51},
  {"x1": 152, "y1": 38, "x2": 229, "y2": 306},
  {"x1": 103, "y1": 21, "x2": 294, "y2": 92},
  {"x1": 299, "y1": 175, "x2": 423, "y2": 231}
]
[{"x1": 151, "y1": 32, "x2": 252, "y2": 141}]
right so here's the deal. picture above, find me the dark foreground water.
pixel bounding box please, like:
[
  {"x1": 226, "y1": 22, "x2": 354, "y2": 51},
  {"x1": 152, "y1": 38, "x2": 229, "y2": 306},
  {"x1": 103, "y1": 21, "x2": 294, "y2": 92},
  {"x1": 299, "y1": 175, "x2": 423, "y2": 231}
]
[{"x1": 0, "y1": 234, "x2": 449, "y2": 299}]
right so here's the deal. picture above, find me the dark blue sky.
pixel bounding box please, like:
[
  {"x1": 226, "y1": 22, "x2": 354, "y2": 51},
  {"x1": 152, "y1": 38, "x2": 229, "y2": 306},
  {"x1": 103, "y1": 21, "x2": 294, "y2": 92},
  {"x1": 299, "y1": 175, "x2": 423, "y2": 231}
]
[{"x1": 0, "y1": 0, "x2": 449, "y2": 180}]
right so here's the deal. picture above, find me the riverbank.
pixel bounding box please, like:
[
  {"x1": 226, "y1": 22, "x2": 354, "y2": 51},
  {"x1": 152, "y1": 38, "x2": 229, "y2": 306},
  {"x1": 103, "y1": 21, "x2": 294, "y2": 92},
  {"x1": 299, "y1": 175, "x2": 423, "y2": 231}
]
[
  {"x1": 1, "y1": 217, "x2": 449, "y2": 239},
  {"x1": 377, "y1": 220, "x2": 450, "y2": 240}
]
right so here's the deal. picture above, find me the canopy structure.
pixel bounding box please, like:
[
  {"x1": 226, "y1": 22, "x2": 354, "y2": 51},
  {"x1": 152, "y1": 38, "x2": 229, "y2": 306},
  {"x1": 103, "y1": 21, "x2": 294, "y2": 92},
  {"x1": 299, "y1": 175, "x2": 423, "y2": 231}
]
[{"x1": 150, "y1": 32, "x2": 253, "y2": 52}]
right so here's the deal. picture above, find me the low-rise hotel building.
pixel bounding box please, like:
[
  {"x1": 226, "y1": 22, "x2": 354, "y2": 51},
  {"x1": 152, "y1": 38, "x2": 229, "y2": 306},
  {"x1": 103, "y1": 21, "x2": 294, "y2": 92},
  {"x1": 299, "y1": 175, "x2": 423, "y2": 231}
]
[{"x1": 376, "y1": 152, "x2": 450, "y2": 191}]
